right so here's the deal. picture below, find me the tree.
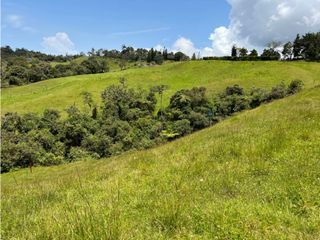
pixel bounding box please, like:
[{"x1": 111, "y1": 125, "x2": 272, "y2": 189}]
[
  {"x1": 174, "y1": 52, "x2": 189, "y2": 61},
  {"x1": 154, "y1": 54, "x2": 164, "y2": 65},
  {"x1": 163, "y1": 48, "x2": 168, "y2": 60},
  {"x1": 231, "y1": 45, "x2": 238, "y2": 58},
  {"x1": 261, "y1": 48, "x2": 281, "y2": 60},
  {"x1": 191, "y1": 53, "x2": 197, "y2": 60},
  {"x1": 81, "y1": 91, "x2": 95, "y2": 110},
  {"x1": 147, "y1": 48, "x2": 155, "y2": 63},
  {"x1": 293, "y1": 34, "x2": 302, "y2": 59},
  {"x1": 81, "y1": 57, "x2": 109, "y2": 73},
  {"x1": 249, "y1": 49, "x2": 258, "y2": 58},
  {"x1": 151, "y1": 85, "x2": 168, "y2": 119},
  {"x1": 300, "y1": 32, "x2": 320, "y2": 60},
  {"x1": 282, "y1": 41, "x2": 293, "y2": 60},
  {"x1": 239, "y1": 48, "x2": 248, "y2": 58}
]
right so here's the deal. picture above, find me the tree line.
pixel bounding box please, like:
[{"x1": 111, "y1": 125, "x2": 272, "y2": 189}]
[
  {"x1": 203, "y1": 32, "x2": 320, "y2": 61},
  {"x1": 1, "y1": 79, "x2": 303, "y2": 173},
  {"x1": 1, "y1": 46, "x2": 189, "y2": 87}
]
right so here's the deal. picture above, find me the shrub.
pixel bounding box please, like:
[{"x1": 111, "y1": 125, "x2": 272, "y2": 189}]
[
  {"x1": 68, "y1": 147, "x2": 98, "y2": 161},
  {"x1": 267, "y1": 82, "x2": 287, "y2": 100},
  {"x1": 287, "y1": 80, "x2": 304, "y2": 95},
  {"x1": 38, "y1": 153, "x2": 64, "y2": 166},
  {"x1": 171, "y1": 119, "x2": 192, "y2": 136},
  {"x1": 249, "y1": 87, "x2": 268, "y2": 108}
]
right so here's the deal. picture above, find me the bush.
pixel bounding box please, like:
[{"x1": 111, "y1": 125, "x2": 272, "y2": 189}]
[
  {"x1": 249, "y1": 87, "x2": 268, "y2": 108},
  {"x1": 287, "y1": 80, "x2": 304, "y2": 94},
  {"x1": 38, "y1": 153, "x2": 65, "y2": 166},
  {"x1": 68, "y1": 147, "x2": 99, "y2": 161},
  {"x1": 171, "y1": 119, "x2": 192, "y2": 136},
  {"x1": 267, "y1": 82, "x2": 287, "y2": 100}
]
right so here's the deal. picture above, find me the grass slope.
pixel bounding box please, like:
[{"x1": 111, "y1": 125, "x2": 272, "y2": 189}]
[
  {"x1": 2, "y1": 86, "x2": 320, "y2": 239},
  {"x1": 2, "y1": 61, "x2": 320, "y2": 114}
]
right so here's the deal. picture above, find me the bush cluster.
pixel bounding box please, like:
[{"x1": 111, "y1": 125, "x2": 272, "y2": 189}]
[{"x1": 1, "y1": 80, "x2": 303, "y2": 172}]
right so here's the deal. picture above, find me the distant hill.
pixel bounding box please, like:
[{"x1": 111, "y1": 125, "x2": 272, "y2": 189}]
[{"x1": 2, "y1": 60, "x2": 320, "y2": 115}]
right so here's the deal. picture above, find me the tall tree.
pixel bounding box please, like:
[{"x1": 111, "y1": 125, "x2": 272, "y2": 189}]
[
  {"x1": 282, "y1": 41, "x2": 293, "y2": 60},
  {"x1": 231, "y1": 45, "x2": 238, "y2": 58},
  {"x1": 293, "y1": 34, "x2": 302, "y2": 59}
]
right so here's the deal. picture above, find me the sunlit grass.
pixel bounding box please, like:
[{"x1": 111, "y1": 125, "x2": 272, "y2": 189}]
[
  {"x1": 2, "y1": 60, "x2": 320, "y2": 115},
  {"x1": 2, "y1": 85, "x2": 320, "y2": 239}
]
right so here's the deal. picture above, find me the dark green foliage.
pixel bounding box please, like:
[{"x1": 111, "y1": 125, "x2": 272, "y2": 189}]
[
  {"x1": 249, "y1": 49, "x2": 258, "y2": 59},
  {"x1": 267, "y1": 82, "x2": 287, "y2": 100},
  {"x1": 239, "y1": 48, "x2": 248, "y2": 58},
  {"x1": 231, "y1": 45, "x2": 237, "y2": 58},
  {"x1": 261, "y1": 48, "x2": 281, "y2": 61},
  {"x1": 81, "y1": 57, "x2": 109, "y2": 74},
  {"x1": 1, "y1": 45, "x2": 184, "y2": 87},
  {"x1": 249, "y1": 87, "x2": 268, "y2": 108},
  {"x1": 287, "y1": 80, "x2": 304, "y2": 95},
  {"x1": 0, "y1": 80, "x2": 303, "y2": 173},
  {"x1": 174, "y1": 52, "x2": 189, "y2": 61}
]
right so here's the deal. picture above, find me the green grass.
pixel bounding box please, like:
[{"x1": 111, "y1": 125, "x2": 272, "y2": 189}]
[
  {"x1": 2, "y1": 60, "x2": 320, "y2": 115},
  {"x1": 2, "y1": 84, "x2": 320, "y2": 239}
]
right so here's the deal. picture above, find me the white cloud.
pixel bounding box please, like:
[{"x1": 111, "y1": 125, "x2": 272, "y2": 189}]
[
  {"x1": 208, "y1": 0, "x2": 320, "y2": 56},
  {"x1": 42, "y1": 32, "x2": 77, "y2": 55},
  {"x1": 6, "y1": 14, "x2": 36, "y2": 32},
  {"x1": 7, "y1": 14, "x2": 23, "y2": 28},
  {"x1": 172, "y1": 37, "x2": 199, "y2": 56},
  {"x1": 158, "y1": 0, "x2": 320, "y2": 57},
  {"x1": 154, "y1": 44, "x2": 164, "y2": 51}
]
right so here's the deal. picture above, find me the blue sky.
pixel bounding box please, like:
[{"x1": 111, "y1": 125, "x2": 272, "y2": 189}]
[
  {"x1": 2, "y1": 0, "x2": 230, "y2": 53},
  {"x1": 2, "y1": 0, "x2": 319, "y2": 56}
]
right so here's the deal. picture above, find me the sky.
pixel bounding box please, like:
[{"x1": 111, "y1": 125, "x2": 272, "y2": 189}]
[{"x1": 2, "y1": 0, "x2": 320, "y2": 56}]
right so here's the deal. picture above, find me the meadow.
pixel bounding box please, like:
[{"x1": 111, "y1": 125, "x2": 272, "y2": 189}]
[
  {"x1": 2, "y1": 84, "x2": 320, "y2": 239},
  {"x1": 1, "y1": 59, "x2": 320, "y2": 239},
  {"x1": 2, "y1": 60, "x2": 320, "y2": 115}
]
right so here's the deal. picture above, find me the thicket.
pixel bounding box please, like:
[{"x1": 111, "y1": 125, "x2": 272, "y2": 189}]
[{"x1": 1, "y1": 79, "x2": 303, "y2": 172}]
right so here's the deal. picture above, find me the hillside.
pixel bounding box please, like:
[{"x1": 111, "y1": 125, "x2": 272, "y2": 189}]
[
  {"x1": 2, "y1": 60, "x2": 320, "y2": 115},
  {"x1": 2, "y1": 84, "x2": 320, "y2": 239}
]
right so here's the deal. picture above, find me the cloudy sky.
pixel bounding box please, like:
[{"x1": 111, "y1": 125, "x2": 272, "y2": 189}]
[{"x1": 2, "y1": 0, "x2": 320, "y2": 56}]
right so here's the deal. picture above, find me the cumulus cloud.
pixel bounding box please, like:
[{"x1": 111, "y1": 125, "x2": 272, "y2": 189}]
[
  {"x1": 172, "y1": 37, "x2": 199, "y2": 56},
  {"x1": 209, "y1": 0, "x2": 320, "y2": 56},
  {"x1": 42, "y1": 32, "x2": 77, "y2": 55},
  {"x1": 165, "y1": 0, "x2": 320, "y2": 57}
]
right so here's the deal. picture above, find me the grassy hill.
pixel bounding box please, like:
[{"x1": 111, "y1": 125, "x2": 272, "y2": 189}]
[
  {"x1": 50, "y1": 56, "x2": 147, "y2": 72},
  {"x1": 2, "y1": 60, "x2": 320, "y2": 115},
  {"x1": 2, "y1": 84, "x2": 320, "y2": 239}
]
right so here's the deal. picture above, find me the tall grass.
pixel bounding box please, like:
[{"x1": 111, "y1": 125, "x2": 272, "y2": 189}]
[
  {"x1": 2, "y1": 60, "x2": 320, "y2": 115},
  {"x1": 2, "y1": 86, "x2": 320, "y2": 239}
]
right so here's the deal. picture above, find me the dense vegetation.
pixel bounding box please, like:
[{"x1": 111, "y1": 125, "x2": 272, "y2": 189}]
[
  {"x1": 1, "y1": 79, "x2": 303, "y2": 172},
  {"x1": 2, "y1": 84, "x2": 319, "y2": 239},
  {"x1": 1, "y1": 45, "x2": 188, "y2": 87}
]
